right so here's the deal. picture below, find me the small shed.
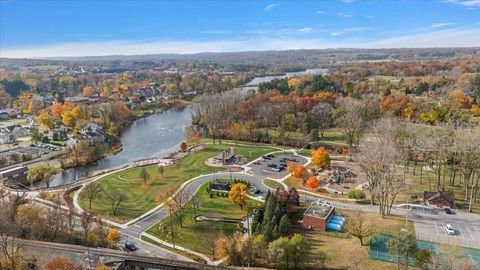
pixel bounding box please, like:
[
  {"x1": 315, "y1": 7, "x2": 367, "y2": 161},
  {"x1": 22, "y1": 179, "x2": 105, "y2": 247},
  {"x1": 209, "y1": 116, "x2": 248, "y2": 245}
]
[{"x1": 423, "y1": 191, "x2": 455, "y2": 208}]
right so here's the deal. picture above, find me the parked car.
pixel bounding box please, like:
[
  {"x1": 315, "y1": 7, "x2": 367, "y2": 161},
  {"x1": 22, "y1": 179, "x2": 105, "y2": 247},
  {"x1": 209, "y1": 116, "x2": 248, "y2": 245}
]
[
  {"x1": 262, "y1": 155, "x2": 271, "y2": 160},
  {"x1": 445, "y1": 224, "x2": 455, "y2": 235},
  {"x1": 279, "y1": 163, "x2": 288, "y2": 168},
  {"x1": 266, "y1": 154, "x2": 275, "y2": 158},
  {"x1": 125, "y1": 241, "x2": 138, "y2": 251},
  {"x1": 267, "y1": 164, "x2": 277, "y2": 168},
  {"x1": 272, "y1": 167, "x2": 282, "y2": 172},
  {"x1": 279, "y1": 158, "x2": 288, "y2": 162},
  {"x1": 252, "y1": 161, "x2": 261, "y2": 165},
  {"x1": 288, "y1": 157, "x2": 298, "y2": 162},
  {"x1": 444, "y1": 208, "x2": 453, "y2": 215}
]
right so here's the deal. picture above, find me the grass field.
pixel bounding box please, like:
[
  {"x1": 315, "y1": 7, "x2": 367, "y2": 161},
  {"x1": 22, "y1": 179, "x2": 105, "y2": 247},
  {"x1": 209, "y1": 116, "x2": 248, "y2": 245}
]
[
  {"x1": 146, "y1": 181, "x2": 260, "y2": 259},
  {"x1": 263, "y1": 179, "x2": 285, "y2": 190},
  {"x1": 304, "y1": 209, "x2": 417, "y2": 270},
  {"x1": 78, "y1": 143, "x2": 275, "y2": 222}
]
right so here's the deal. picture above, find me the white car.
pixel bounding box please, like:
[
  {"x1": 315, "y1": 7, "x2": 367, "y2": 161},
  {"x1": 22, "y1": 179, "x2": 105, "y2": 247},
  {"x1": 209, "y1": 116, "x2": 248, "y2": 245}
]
[{"x1": 445, "y1": 224, "x2": 455, "y2": 235}]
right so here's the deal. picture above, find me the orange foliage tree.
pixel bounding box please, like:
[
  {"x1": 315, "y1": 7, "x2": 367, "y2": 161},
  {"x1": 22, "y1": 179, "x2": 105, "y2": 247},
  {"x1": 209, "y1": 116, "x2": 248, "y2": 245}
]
[
  {"x1": 311, "y1": 147, "x2": 331, "y2": 170},
  {"x1": 306, "y1": 176, "x2": 319, "y2": 189},
  {"x1": 43, "y1": 256, "x2": 80, "y2": 270}
]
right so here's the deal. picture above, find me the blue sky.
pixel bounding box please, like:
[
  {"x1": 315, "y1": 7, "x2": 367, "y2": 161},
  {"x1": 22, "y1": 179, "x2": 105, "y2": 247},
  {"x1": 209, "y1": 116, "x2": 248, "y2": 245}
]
[{"x1": 1, "y1": 0, "x2": 479, "y2": 58}]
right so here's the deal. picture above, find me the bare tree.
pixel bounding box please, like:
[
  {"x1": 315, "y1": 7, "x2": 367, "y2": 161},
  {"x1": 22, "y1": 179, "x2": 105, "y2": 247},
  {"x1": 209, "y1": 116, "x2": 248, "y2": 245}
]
[
  {"x1": 105, "y1": 189, "x2": 128, "y2": 216},
  {"x1": 454, "y1": 127, "x2": 480, "y2": 212},
  {"x1": 310, "y1": 102, "x2": 333, "y2": 139},
  {"x1": 83, "y1": 182, "x2": 103, "y2": 209},
  {"x1": 346, "y1": 210, "x2": 372, "y2": 246},
  {"x1": 357, "y1": 119, "x2": 405, "y2": 217},
  {"x1": 156, "y1": 188, "x2": 190, "y2": 228},
  {"x1": 334, "y1": 97, "x2": 368, "y2": 160}
]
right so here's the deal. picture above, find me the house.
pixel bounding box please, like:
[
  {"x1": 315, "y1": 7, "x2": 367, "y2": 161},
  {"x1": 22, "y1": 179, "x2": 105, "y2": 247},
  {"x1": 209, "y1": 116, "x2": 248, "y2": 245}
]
[
  {"x1": 0, "y1": 134, "x2": 16, "y2": 144},
  {"x1": 302, "y1": 202, "x2": 336, "y2": 231},
  {"x1": 0, "y1": 112, "x2": 10, "y2": 120},
  {"x1": 213, "y1": 148, "x2": 237, "y2": 165},
  {"x1": 424, "y1": 191, "x2": 455, "y2": 208},
  {"x1": 0, "y1": 124, "x2": 29, "y2": 138},
  {"x1": 67, "y1": 123, "x2": 106, "y2": 147},
  {"x1": 210, "y1": 181, "x2": 231, "y2": 191},
  {"x1": 65, "y1": 96, "x2": 90, "y2": 105},
  {"x1": 0, "y1": 166, "x2": 28, "y2": 185}
]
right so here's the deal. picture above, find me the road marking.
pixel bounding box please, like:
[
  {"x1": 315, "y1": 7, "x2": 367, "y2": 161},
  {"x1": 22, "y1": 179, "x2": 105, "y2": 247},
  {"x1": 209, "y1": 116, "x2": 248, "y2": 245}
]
[
  {"x1": 434, "y1": 221, "x2": 440, "y2": 235},
  {"x1": 463, "y1": 223, "x2": 474, "y2": 239}
]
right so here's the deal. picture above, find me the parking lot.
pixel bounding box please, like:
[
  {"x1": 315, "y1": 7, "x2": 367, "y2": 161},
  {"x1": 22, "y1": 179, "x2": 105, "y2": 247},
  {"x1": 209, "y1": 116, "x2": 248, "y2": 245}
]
[
  {"x1": 247, "y1": 153, "x2": 308, "y2": 180},
  {"x1": 412, "y1": 209, "x2": 480, "y2": 249}
]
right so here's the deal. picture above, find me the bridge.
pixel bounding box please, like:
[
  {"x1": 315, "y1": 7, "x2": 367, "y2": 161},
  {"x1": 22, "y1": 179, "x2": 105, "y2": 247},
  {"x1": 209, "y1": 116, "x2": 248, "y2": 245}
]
[{"x1": 15, "y1": 238, "x2": 225, "y2": 270}]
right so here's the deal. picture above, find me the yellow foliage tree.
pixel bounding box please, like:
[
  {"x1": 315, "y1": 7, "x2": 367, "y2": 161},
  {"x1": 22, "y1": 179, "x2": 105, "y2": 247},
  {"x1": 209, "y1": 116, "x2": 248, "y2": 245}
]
[
  {"x1": 107, "y1": 228, "x2": 121, "y2": 248},
  {"x1": 62, "y1": 111, "x2": 76, "y2": 128},
  {"x1": 37, "y1": 111, "x2": 55, "y2": 130},
  {"x1": 228, "y1": 183, "x2": 248, "y2": 210},
  {"x1": 311, "y1": 147, "x2": 331, "y2": 170},
  {"x1": 82, "y1": 86, "x2": 94, "y2": 96}
]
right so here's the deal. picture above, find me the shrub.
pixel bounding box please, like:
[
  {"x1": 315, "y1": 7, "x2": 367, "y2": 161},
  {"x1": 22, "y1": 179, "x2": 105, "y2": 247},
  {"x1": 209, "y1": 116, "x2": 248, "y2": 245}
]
[{"x1": 347, "y1": 189, "x2": 366, "y2": 200}]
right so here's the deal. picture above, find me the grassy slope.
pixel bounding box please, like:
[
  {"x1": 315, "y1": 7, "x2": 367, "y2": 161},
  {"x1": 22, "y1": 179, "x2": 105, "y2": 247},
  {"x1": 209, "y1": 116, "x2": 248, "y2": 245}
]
[
  {"x1": 78, "y1": 143, "x2": 275, "y2": 222},
  {"x1": 146, "y1": 182, "x2": 260, "y2": 259}
]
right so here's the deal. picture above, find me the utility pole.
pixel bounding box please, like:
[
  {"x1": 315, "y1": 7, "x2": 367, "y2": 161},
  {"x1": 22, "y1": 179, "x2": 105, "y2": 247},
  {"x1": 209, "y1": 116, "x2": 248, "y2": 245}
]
[{"x1": 468, "y1": 185, "x2": 476, "y2": 213}]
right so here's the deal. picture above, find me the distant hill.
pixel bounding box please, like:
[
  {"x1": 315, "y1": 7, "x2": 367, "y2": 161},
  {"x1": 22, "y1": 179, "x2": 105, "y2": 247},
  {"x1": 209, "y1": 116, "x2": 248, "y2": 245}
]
[{"x1": 1, "y1": 47, "x2": 479, "y2": 71}]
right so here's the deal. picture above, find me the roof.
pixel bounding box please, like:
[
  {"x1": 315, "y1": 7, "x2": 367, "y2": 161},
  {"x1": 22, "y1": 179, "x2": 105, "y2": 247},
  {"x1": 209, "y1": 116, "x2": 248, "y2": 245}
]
[
  {"x1": 213, "y1": 151, "x2": 235, "y2": 161},
  {"x1": 304, "y1": 202, "x2": 334, "y2": 219},
  {"x1": 0, "y1": 166, "x2": 28, "y2": 178},
  {"x1": 424, "y1": 191, "x2": 455, "y2": 203}
]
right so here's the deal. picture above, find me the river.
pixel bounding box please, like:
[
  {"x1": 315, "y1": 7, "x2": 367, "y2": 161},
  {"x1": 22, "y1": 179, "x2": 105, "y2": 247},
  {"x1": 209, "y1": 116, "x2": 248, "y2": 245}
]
[
  {"x1": 43, "y1": 106, "x2": 194, "y2": 188},
  {"x1": 44, "y1": 68, "x2": 328, "y2": 188}
]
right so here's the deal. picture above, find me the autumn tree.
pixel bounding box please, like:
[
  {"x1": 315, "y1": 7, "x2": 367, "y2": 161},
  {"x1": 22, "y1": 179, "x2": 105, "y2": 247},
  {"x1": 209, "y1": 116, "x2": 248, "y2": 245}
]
[
  {"x1": 286, "y1": 162, "x2": 297, "y2": 173},
  {"x1": 37, "y1": 111, "x2": 55, "y2": 130},
  {"x1": 179, "y1": 141, "x2": 188, "y2": 152},
  {"x1": 293, "y1": 165, "x2": 309, "y2": 185},
  {"x1": 106, "y1": 228, "x2": 120, "y2": 248},
  {"x1": 229, "y1": 183, "x2": 249, "y2": 210},
  {"x1": 83, "y1": 182, "x2": 103, "y2": 209},
  {"x1": 306, "y1": 176, "x2": 319, "y2": 189},
  {"x1": 43, "y1": 256, "x2": 81, "y2": 270},
  {"x1": 227, "y1": 122, "x2": 243, "y2": 144},
  {"x1": 27, "y1": 163, "x2": 61, "y2": 188},
  {"x1": 310, "y1": 102, "x2": 333, "y2": 138},
  {"x1": 311, "y1": 147, "x2": 331, "y2": 170}
]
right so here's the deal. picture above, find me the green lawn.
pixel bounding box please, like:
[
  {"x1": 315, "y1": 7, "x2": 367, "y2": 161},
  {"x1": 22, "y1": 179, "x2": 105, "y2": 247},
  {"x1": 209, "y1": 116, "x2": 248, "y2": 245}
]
[
  {"x1": 78, "y1": 143, "x2": 275, "y2": 222},
  {"x1": 263, "y1": 179, "x2": 285, "y2": 190},
  {"x1": 146, "y1": 181, "x2": 261, "y2": 259}
]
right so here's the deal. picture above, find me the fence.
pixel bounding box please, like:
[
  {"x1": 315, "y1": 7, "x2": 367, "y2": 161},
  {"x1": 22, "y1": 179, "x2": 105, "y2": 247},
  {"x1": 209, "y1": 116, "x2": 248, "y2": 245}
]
[{"x1": 369, "y1": 235, "x2": 480, "y2": 268}]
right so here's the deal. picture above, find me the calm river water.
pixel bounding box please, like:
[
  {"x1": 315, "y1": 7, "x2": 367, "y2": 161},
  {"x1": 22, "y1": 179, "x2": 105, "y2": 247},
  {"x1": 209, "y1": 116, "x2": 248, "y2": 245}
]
[{"x1": 45, "y1": 68, "x2": 328, "y2": 188}]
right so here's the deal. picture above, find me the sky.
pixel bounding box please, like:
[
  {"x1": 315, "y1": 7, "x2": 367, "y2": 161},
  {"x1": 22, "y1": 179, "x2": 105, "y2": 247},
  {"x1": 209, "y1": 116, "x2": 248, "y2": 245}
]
[{"x1": 0, "y1": 0, "x2": 479, "y2": 58}]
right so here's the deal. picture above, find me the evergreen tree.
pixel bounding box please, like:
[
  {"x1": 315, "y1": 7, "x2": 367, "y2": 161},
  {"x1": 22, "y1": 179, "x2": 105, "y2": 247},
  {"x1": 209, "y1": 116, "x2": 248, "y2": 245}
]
[{"x1": 278, "y1": 214, "x2": 290, "y2": 236}]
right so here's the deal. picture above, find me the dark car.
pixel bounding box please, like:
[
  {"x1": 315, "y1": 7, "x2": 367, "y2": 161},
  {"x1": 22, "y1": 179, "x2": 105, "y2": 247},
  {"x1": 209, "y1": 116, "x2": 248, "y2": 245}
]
[
  {"x1": 252, "y1": 161, "x2": 261, "y2": 165},
  {"x1": 262, "y1": 155, "x2": 271, "y2": 160},
  {"x1": 266, "y1": 154, "x2": 275, "y2": 158},
  {"x1": 125, "y1": 242, "x2": 138, "y2": 251},
  {"x1": 267, "y1": 164, "x2": 277, "y2": 168},
  {"x1": 279, "y1": 163, "x2": 288, "y2": 168},
  {"x1": 444, "y1": 208, "x2": 453, "y2": 215}
]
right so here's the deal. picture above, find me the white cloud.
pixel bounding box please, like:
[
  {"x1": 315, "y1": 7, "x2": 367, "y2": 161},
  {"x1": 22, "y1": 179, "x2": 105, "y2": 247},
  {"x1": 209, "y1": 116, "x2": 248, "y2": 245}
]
[
  {"x1": 337, "y1": 12, "x2": 353, "y2": 18},
  {"x1": 316, "y1": 11, "x2": 326, "y2": 14},
  {"x1": 1, "y1": 27, "x2": 479, "y2": 58},
  {"x1": 444, "y1": 0, "x2": 480, "y2": 7},
  {"x1": 431, "y1": 22, "x2": 455, "y2": 28},
  {"x1": 264, "y1": 4, "x2": 277, "y2": 11},
  {"x1": 341, "y1": 0, "x2": 355, "y2": 3},
  {"x1": 343, "y1": 27, "x2": 369, "y2": 32},
  {"x1": 297, "y1": 27, "x2": 314, "y2": 33}
]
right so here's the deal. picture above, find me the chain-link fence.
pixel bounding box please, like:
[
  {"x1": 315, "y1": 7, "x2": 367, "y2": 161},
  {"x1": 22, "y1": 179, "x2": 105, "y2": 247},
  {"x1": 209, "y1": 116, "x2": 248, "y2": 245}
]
[{"x1": 369, "y1": 235, "x2": 480, "y2": 268}]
